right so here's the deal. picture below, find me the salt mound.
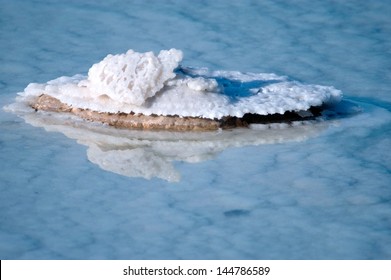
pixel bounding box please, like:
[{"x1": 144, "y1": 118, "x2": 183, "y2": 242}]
[
  {"x1": 13, "y1": 48, "x2": 343, "y2": 123},
  {"x1": 79, "y1": 49, "x2": 183, "y2": 106}
]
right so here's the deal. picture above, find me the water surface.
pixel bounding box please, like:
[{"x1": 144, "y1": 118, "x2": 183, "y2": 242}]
[{"x1": 1, "y1": 0, "x2": 390, "y2": 259}]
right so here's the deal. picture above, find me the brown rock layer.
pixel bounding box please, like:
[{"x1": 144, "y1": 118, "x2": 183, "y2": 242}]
[{"x1": 31, "y1": 94, "x2": 321, "y2": 131}]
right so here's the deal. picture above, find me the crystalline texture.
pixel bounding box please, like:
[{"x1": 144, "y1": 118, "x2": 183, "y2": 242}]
[{"x1": 84, "y1": 49, "x2": 183, "y2": 106}]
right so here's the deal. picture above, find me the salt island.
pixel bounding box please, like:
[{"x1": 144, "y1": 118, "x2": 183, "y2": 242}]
[{"x1": 18, "y1": 49, "x2": 342, "y2": 131}]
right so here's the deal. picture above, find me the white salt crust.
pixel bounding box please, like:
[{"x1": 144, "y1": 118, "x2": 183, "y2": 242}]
[
  {"x1": 18, "y1": 49, "x2": 342, "y2": 119},
  {"x1": 79, "y1": 49, "x2": 183, "y2": 106}
]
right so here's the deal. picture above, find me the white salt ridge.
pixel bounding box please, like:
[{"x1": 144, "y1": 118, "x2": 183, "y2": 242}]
[{"x1": 19, "y1": 49, "x2": 342, "y2": 119}]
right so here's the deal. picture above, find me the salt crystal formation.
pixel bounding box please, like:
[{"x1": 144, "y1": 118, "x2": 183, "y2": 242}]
[
  {"x1": 13, "y1": 48, "x2": 343, "y2": 130},
  {"x1": 80, "y1": 49, "x2": 183, "y2": 106}
]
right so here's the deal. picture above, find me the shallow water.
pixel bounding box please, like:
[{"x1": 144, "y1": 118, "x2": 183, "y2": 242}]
[{"x1": 1, "y1": 0, "x2": 391, "y2": 259}]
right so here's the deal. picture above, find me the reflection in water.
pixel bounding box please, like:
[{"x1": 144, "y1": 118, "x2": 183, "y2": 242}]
[
  {"x1": 19, "y1": 110, "x2": 333, "y2": 182},
  {"x1": 6, "y1": 99, "x2": 359, "y2": 181}
]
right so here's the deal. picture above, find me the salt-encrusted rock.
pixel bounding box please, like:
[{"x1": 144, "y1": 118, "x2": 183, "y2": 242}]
[
  {"x1": 31, "y1": 94, "x2": 322, "y2": 131},
  {"x1": 14, "y1": 48, "x2": 342, "y2": 131}
]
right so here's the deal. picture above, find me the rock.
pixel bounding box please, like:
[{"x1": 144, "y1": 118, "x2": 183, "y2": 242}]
[{"x1": 31, "y1": 94, "x2": 321, "y2": 131}]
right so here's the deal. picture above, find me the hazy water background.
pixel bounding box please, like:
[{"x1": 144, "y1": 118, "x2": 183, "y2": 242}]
[{"x1": 1, "y1": 0, "x2": 391, "y2": 259}]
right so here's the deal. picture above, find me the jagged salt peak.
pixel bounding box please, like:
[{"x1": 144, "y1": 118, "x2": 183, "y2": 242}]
[{"x1": 15, "y1": 48, "x2": 342, "y2": 119}]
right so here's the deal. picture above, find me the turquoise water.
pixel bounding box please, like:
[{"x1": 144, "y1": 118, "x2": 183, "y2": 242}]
[{"x1": 1, "y1": 0, "x2": 390, "y2": 259}]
